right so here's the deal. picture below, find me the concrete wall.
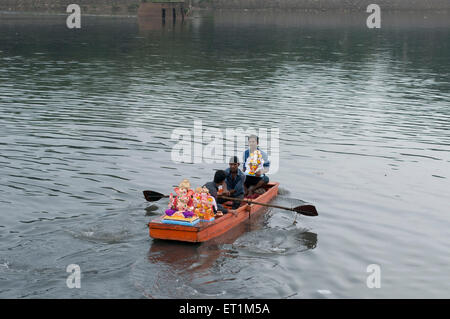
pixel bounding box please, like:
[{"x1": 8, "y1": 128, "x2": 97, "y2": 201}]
[
  {"x1": 0, "y1": 0, "x2": 449, "y2": 14},
  {"x1": 0, "y1": 0, "x2": 141, "y2": 15},
  {"x1": 194, "y1": 0, "x2": 450, "y2": 10}
]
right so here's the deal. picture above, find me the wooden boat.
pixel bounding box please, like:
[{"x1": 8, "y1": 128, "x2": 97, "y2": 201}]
[{"x1": 148, "y1": 182, "x2": 279, "y2": 243}]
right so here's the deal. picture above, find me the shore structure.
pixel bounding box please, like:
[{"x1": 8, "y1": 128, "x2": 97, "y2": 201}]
[
  {"x1": 0, "y1": 0, "x2": 449, "y2": 15},
  {"x1": 138, "y1": 0, "x2": 188, "y2": 22}
]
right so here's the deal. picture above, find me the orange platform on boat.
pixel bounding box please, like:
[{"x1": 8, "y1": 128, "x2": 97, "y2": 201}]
[{"x1": 148, "y1": 182, "x2": 279, "y2": 243}]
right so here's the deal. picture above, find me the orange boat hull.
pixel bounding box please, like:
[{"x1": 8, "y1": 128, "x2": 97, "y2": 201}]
[{"x1": 148, "y1": 182, "x2": 279, "y2": 243}]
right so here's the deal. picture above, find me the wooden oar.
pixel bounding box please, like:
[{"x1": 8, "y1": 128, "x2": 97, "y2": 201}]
[
  {"x1": 218, "y1": 195, "x2": 318, "y2": 217},
  {"x1": 143, "y1": 190, "x2": 318, "y2": 217},
  {"x1": 143, "y1": 190, "x2": 169, "y2": 202}
]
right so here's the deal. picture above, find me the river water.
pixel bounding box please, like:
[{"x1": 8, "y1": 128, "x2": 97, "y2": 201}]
[{"x1": 0, "y1": 10, "x2": 449, "y2": 298}]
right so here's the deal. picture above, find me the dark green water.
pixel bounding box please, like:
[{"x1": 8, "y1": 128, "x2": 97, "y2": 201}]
[{"x1": 0, "y1": 11, "x2": 449, "y2": 298}]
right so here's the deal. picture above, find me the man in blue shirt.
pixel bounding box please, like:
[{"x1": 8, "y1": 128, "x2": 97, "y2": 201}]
[
  {"x1": 223, "y1": 156, "x2": 246, "y2": 209},
  {"x1": 243, "y1": 134, "x2": 270, "y2": 196}
]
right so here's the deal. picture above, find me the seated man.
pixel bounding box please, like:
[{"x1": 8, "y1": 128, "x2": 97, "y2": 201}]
[
  {"x1": 243, "y1": 134, "x2": 270, "y2": 196},
  {"x1": 203, "y1": 170, "x2": 237, "y2": 216},
  {"x1": 222, "y1": 156, "x2": 246, "y2": 209}
]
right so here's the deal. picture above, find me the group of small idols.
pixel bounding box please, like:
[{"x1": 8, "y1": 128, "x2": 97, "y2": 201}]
[
  {"x1": 165, "y1": 179, "x2": 217, "y2": 221},
  {"x1": 248, "y1": 150, "x2": 264, "y2": 176}
]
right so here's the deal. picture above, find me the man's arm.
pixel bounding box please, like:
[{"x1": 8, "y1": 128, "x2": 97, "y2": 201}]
[
  {"x1": 217, "y1": 203, "x2": 228, "y2": 214},
  {"x1": 234, "y1": 174, "x2": 245, "y2": 196},
  {"x1": 260, "y1": 151, "x2": 270, "y2": 174},
  {"x1": 223, "y1": 180, "x2": 233, "y2": 196},
  {"x1": 242, "y1": 150, "x2": 248, "y2": 172}
]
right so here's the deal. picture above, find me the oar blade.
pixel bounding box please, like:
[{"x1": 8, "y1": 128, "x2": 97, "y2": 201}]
[
  {"x1": 293, "y1": 204, "x2": 318, "y2": 217},
  {"x1": 143, "y1": 190, "x2": 166, "y2": 202}
]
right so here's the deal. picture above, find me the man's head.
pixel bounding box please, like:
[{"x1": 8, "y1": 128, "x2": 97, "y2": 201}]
[
  {"x1": 229, "y1": 156, "x2": 240, "y2": 173},
  {"x1": 213, "y1": 170, "x2": 226, "y2": 185},
  {"x1": 248, "y1": 134, "x2": 259, "y2": 151}
]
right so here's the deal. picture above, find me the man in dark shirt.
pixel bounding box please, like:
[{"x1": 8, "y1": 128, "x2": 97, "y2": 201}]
[
  {"x1": 223, "y1": 156, "x2": 246, "y2": 209},
  {"x1": 203, "y1": 170, "x2": 231, "y2": 215}
]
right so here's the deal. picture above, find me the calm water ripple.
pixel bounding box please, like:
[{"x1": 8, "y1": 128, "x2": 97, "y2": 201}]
[{"x1": 1, "y1": 11, "x2": 450, "y2": 298}]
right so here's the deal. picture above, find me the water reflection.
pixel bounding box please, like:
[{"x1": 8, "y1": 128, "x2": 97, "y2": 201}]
[
  {"x1": 138, "y1": 16, "x2": 191, "y2": 33},
  {"x1": 149, "y1": 240, "x2": 222, "y2": 271},
  {"x1": 296, "y1": 231, "x2": 318, "y2": 251}
]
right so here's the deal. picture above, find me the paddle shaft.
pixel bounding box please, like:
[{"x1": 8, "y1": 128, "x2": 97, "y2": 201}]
[
  {"x1": 143, "y1": 190, "x2": 317, "y2": 216},
  {"x1": 219, "y1": 195, "x2": 296, "y2": 212}
]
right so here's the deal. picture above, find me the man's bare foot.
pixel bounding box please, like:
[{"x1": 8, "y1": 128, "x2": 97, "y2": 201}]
[{"x1": 254, "y1": 187, "x2": 265, "y2": 195}]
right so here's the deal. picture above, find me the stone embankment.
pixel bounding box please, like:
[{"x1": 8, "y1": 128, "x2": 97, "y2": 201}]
[
  {"x1": 0, "y1": 0, "x2": 449, "y2": 15},
  {"x1": 0, "y1": 0, "x2": 141, "y2": 15}
]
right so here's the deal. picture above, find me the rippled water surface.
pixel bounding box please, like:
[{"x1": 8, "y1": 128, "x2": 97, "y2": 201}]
[{"x1": 1, "y1": 11, "x2": 449, "y2": 298}]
